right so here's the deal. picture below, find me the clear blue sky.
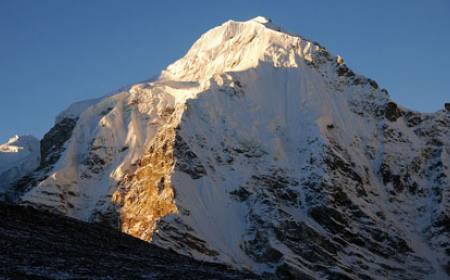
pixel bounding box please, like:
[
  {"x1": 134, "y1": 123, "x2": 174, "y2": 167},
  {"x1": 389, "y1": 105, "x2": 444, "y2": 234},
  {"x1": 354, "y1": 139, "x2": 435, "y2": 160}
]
[{"x1": 1, "y1": 0, "x2": 449, "y2": 142}]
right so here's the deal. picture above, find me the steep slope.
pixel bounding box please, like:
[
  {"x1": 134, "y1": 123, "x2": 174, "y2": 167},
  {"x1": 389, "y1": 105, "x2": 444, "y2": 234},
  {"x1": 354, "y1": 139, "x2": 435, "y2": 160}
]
[
  {"x1": 0, "y1": 203, "x2": 256, "y2": 279},
  {"x1": 0, "y1": 135, "x2": 40, "y2": 196},
  {"x1": 9, "y1": 17, "x2": 449, "y2": 279}
]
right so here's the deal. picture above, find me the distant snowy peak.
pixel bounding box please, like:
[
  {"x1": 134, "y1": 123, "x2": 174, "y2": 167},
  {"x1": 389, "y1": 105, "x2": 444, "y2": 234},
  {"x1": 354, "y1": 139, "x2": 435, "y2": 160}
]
[
  {"x1": 0, "y1": 135, "x2": 40, "y2": 194},
  {"x1": 0, "y1": 135, "x2": 39, "y2": 161},
  {"x1": 0, "y1": 135, "x2": 22, "y2": 153}
]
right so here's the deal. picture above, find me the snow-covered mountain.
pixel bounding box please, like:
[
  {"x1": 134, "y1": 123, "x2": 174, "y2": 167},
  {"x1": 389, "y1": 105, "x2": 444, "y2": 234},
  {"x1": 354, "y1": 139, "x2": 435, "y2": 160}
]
[
  {"x1": 5, "y1": 17, "x2": 449, "y2": 279},
  {"x1": 0, "y1": 135, "x2": 40, "y2": 196}
]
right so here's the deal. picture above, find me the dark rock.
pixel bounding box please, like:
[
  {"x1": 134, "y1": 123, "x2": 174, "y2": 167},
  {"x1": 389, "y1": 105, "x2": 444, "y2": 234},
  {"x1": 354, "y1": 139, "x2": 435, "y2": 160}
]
[
  {"x1": 445, "y1": 103, "x2": 450, "y2": 111},
  {"x1": 353, "y1": 77, "x2": 367, "y2": 86},
  {"x1": 309, "y1": 206, "x2": 348, "y2": 234},
  {"x1": 275, "y1": 220, "x2": 338, "y2": 263},
  {"x1": 83, "y1": 152, "x2": 106, "y2": 174},
  {"x1": 327, "y1": 272, "x2": 355, "y2": 280},
  {"x1": 324, "y1": 152, "x2": 363, "y2": 186},
  {"x1": 404, "y1": 112, "x2": 423, "y2": 127},
  {"x1": 4, "y1": 175, "x2": 37, "y2": 202},
  {"x1": 40, "y1": 117, "x2": 77, "y2": 169},
  {"x1": 174, "y1": 135, "x2": 207, "y2": 179},
  {"x1": 336, "y1": 64, "x2": 355, "y2": 77},
  {"x1": 368, "y1": 79, "x2": 378, "y2": 89},
  {"x1": 99, "y1": 107, "x2": 113, "y2": 116},
  {"x1": 244, "y1": 231, "x2": 284, "y2": 263},
  {"x1": 230, "y1": 187, "x2": 251, "y2": 202},
  {"x1": 271, "y1": 187, "x2": 299, "y2": 204},
  {"x1": 337, "y1": 64, "x2": 349, "y2": 76},
  {"x1": 379, "y1": 163, "x2": 406, "y2": 193},
  {"x1": 445, "y1": 262, "x2": 450, "y2": 277},
  {"x1": 182, "y1": 232, "x2": 220, "y2": 257},
  {"x1": 275, "y1": 263, "x2": 315, "y2": 280},
  {"x1": 250, "y1": 171, "x2": 299, "y2": 190},
  {"x1": 385, "y1": 102, "x2": 403, "y2": 122},
  {"x1": 392, "y1": 175, "x2": 405, "y2": 193},
  {"x1": 119, "y1": 146, "x2": 129, "y2": 152},
  {"x1": 156, "y1": 219, "x2": 221, "y2": 258},
  {"x1": 433, "y1": 213, "x2": 450, "y2": 233},
  {"x1": 231, "y1": 143, "x2": 265, "y2": 158}
]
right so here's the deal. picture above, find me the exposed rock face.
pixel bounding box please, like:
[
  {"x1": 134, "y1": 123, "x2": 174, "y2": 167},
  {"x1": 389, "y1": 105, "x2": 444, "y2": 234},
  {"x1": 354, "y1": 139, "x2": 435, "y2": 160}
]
[
  {"x1": 40, "y1": 117, "x2": 77, "y2": 169},
  {"x1": 12, "y1": 17, "x2": 450, "y2": 279},
  {"x1": 111, "y1": 126, "x2": 178, "y2": 240},
  {"x1": 384, "y1": 101, "x2": 403, "y2": 122},
  {"x1": 174, "y1": 134, "x2": 207, "y2": 179}
]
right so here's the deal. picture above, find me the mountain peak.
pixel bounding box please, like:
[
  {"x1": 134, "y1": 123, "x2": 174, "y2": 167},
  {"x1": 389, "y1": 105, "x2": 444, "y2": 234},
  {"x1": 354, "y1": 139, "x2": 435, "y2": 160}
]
[
  {"x1": 0, "y1": 135, "x2": 39, "y2": 153},
  {"x1": 161, "y1": 17, "x2": 323, "y2": 83},
  {"x1": 248, "y1": 16, "x2": 271, "y2": 24}
]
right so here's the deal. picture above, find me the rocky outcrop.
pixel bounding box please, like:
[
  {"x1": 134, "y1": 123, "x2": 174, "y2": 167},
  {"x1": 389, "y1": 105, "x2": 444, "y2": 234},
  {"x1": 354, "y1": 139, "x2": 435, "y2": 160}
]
[
  {"x1": 110, "y1": 127, "x2": 178, "y2": 240},
  {"x1": 40, "y1": 117, "x2": 77, "y2": 170},
  {"x1": 174, "y1": 134, "x2": 207, "y2": 179},
  {"x1": 384, "y1": 102, "x2": 403, "y2": 122}
]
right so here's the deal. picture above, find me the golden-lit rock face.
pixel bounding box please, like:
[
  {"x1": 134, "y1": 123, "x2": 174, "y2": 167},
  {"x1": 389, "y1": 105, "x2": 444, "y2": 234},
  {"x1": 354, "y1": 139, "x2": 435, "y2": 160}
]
[{"x1": 111, "y1": 112, "x2": 180, "y2": 241}]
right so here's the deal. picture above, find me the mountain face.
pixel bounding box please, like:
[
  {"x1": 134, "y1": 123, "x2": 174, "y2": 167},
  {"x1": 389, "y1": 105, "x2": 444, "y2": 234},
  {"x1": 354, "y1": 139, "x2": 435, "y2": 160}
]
[
  {"x1": 4, "y1": 17, "x2": 449, "y2": 279},
  {"x1": 0, "y1": 135, "x2": 40, "y2": 197}
]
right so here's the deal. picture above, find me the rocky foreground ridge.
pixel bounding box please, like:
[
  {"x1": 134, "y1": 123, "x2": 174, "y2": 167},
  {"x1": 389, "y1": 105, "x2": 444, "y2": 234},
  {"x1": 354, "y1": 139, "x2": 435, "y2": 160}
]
[{"x1": 0, "y1": 203, "x2": 256, "y2": 279}]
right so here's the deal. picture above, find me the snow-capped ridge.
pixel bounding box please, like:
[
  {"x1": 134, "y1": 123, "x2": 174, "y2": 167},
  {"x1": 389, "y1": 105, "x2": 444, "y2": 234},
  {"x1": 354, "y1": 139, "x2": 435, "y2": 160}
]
[
  {"x1": 161, "y1": 16, "x2": 331, "y2": 84},
  {"x1": 56, "y1": 98, "x2": 102, "y2": 123}
]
